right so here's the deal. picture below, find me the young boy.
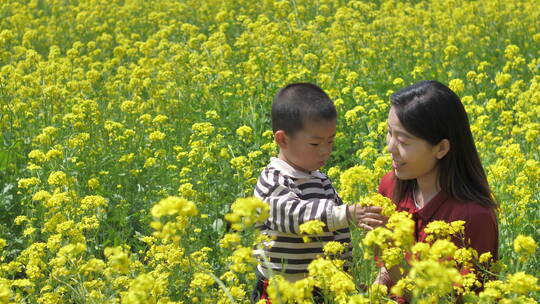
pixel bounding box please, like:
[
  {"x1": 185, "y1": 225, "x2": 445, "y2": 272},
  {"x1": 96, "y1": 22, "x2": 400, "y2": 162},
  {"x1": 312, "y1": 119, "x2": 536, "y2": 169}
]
[{"x1": 251, "y1": 83, "x2": 384, "y2": 302}]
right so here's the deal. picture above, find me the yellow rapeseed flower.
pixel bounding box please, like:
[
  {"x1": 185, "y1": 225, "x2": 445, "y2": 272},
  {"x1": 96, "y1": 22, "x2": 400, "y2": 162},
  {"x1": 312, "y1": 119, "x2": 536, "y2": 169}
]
[
  {"x1": 224, "y1": 197, "x2": 269, "y2": 231},
  {"x1": 0, "y1": 239, "x2": 7, "y2": 251},
  {"x1": 32, "y1": 190, "x2": 51, "y2": 201},
  {"x1": 357, "y1": 192, "x2": 396, "y2": 217},
  {"x1": 408, "y1": 259, "x2": 461, "y2": 298},
  {"x1": 104, "y1": 246, "x2": 130, "y2": 274},
  {"x1": 190, "y1": 272, "x2": 215, "y2": 291},
  {"x1": 151, "y1": 196, "x2": 198, "y2": 218},
  {"x1": 205, "y1": 110, "x2": 219, "y2": 120},
  {"x1": 236, "y1": 125, "x2": 253, "y2": 141},
  {"x1": 323, "y1": 241, "x2": 346, "y2": 255},
  {"x1": 219, "y1": 233, "x2": 241, "y2": 249},
  {"x1": 506, "y1": 272, "x2": 539, "y2": 295},
  {"x1": 228, "y1": 247, "x2": 257, "y2": 273},
  {"x1": 424, "y1": 220, "x2": 465, "y2": 242},
  {"x1": 143, "y1": 157, "x2": 157, "y2": 168},
  {"x1": 453, "y1": 247, "x2": 476, "y2": 268},
  {"x1": 386, "y1": 211, "x2": 415, "y2": 248},
  {"x1": 80, "y1": 195, "x2": 107, "y2": 210},
  {"x1": 87, "y1": 178, "x2": 100, "y2": 190},
  {"x1": 513, "y1": 234, "x2": 537, "y2": 258},
  {"x1": 479, "y1": 252, "x2": 493, "y2": 264},
  {"x1": 339, "y1": 165, "x2": 376, "y2": 202},
  {"x1": 121, "y1": 273, "x2": 156, "y2": 304},
  {"x1": 28, "y1": 150, "x2": 46, "y2": 163},
  {"x1": 17, "y1": 177, "x2": 40, "y2": 189},
  {"x1": 299, "y1": 220, "x2": 326, "y2": 235},
  {"x1": 191, "y1": 122, "x2": 215, "y2": 137},
  {"x1": 47, "y1": 171, "x2": 67, "y2": 187},
  {"x1": 448, "y1": 78, "x2": 465, "y2": 94},
  {"x1": 178, "y1": 183, "x2": 197, "y2": 200},
  {"x1": 148, "y1": 130, "x2": 166, "y2": 141},
  {"x1": 0, "y1": 278, "x2": 11, "y2": 303}
]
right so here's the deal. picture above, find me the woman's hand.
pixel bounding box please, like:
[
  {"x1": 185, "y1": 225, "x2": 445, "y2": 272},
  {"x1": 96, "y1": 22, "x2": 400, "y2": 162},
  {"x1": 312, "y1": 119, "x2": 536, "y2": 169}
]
[
  {"x1": 347, "y1": 205, "x2": 387, "y2": 230},
  {"x1": 375, "y1": 266, "x2": 411, "y2": 302},
  {"x1": 375, "y1": 266, "x2": 394, "y2": 288}
]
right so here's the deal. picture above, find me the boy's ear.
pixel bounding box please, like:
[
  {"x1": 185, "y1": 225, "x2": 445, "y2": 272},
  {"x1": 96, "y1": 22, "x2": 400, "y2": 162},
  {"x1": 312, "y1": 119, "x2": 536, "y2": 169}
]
[
  {"x1": 274, "y1": 130, "x2": 288, "y2": 148},
  {"x1": 435, "y1": 139, "x2": 450, "y2": 159}
]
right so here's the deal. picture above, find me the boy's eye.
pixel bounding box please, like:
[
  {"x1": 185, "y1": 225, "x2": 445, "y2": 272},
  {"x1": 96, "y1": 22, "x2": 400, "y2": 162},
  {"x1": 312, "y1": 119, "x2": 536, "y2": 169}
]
[{"x1": 310, "y1": 143, "x2": 319, "y2": 146}]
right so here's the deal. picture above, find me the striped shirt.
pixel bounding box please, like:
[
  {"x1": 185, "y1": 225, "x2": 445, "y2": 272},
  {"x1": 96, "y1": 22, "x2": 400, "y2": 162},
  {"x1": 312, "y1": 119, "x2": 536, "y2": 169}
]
[{"x1": 254, "y1": 157, "x2": 352, "y2": 281}]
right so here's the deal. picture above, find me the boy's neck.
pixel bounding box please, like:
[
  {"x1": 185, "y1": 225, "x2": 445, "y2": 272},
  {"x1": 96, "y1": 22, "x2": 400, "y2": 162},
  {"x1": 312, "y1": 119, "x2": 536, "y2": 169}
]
[{"x1": 277, "y1": 151, "x2": 312, "y2": 173}]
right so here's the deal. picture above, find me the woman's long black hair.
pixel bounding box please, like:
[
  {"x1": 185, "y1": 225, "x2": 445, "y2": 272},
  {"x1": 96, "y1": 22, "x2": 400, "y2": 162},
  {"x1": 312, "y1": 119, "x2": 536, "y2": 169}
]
[{"x1": 390, "y1": 80, "x2": 497, "y2": 208}]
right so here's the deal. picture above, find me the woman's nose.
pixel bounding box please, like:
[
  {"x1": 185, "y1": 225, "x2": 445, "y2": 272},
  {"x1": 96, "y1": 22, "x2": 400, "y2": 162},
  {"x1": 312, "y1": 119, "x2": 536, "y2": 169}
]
[{"x1": 387, "y1": 136, "x2": 397, "y2": 154}]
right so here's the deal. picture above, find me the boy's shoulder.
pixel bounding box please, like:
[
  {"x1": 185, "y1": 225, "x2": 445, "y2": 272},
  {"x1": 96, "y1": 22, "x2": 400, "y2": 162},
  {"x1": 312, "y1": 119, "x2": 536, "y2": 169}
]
[{"x1": 263, "y1": 157, "x2": 317, "y2": 180}]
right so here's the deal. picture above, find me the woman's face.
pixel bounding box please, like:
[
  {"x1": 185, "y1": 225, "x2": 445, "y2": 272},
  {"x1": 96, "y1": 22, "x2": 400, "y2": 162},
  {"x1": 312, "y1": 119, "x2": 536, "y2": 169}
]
[{"x1": 386, "y1": 107, "x2": 441, "y2": 182}]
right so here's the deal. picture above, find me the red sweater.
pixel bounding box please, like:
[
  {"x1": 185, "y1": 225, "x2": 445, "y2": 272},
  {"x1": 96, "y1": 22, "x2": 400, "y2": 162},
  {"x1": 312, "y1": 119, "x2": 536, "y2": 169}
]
[{"x1": 378, "y1": 172, "x2": 498, "y2": 259}]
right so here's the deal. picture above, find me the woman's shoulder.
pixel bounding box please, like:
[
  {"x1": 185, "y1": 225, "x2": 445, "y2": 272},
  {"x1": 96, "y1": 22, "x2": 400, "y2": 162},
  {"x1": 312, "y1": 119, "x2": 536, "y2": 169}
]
[{"x1": 448, "y1": 198, "x2": 498, "y2": 224}]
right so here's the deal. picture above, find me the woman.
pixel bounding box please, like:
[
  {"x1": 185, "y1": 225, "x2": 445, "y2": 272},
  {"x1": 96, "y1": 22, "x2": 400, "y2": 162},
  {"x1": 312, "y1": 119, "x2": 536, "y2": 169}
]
[{"x1": 376, "y1": 80, "x2": 499, "y2": 293}]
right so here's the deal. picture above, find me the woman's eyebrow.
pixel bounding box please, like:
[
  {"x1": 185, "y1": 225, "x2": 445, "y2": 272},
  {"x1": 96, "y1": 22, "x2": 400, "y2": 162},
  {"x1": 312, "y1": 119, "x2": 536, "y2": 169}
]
[
  {"x1": 394, "y1": 130, "x2": 413, "y2": 139},
  {"x1": 388, "y1": 125, "x2": 413, "y2": 139}
]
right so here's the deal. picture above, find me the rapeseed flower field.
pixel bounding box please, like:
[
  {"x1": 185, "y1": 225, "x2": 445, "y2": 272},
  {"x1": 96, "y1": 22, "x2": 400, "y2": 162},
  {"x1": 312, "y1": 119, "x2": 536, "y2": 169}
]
[{"x1": 0, "y1": 0, "x2": 538, "y2": 303}]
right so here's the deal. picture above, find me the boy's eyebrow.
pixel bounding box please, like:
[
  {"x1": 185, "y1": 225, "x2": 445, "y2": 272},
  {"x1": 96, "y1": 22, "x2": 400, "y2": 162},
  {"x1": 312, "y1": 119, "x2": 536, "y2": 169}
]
[{"x1": 310, "y1": 133, "x2": 336, "y2": 139}]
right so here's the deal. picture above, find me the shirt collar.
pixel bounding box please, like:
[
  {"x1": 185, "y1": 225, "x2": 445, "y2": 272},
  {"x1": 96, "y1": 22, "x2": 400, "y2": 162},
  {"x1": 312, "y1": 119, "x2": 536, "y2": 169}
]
[
  {"x1": 269, "y1": 157, "x2": 326, "y2": 179},
  {"x1": 416, "y1": 191, "x2": 449, "y2": 221}
]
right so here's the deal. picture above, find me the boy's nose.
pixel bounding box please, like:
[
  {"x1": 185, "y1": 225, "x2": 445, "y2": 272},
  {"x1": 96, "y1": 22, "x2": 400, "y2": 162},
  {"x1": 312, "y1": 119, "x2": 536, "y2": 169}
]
[{"x1": 320, "y1": 145, "x2": 332, "y2": 156}]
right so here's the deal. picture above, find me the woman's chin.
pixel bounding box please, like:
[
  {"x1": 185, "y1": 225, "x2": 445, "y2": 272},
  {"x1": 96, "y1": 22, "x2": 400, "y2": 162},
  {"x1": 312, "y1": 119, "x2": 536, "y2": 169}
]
[{"x1": 394, "y1": 169, "x2": 412, "y2": 180}]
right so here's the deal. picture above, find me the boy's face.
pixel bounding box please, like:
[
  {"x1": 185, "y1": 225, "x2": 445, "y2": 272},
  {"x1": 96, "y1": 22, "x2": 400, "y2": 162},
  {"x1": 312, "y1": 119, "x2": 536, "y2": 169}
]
[{"x1": 277, "y1": 119, "x2": 336, "y2": 172}]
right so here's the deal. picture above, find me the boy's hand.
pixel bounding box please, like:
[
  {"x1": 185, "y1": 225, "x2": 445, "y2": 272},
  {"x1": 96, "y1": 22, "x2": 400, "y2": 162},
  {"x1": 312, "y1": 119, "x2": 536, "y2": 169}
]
[{"x1": 347, "y1": 205, "x2": 387, "y2": 230}]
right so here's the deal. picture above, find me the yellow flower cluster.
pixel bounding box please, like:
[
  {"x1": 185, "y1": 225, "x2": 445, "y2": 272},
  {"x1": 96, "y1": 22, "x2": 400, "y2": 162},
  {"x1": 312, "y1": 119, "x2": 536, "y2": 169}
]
[
  {"x1": 339, "y1": 165, "x2": 377, "y2": 202},
  {"x1": 356, "y1": 192, "x2": 396, "y2": 217},
  {"x1": 299, "y1": 220, "x2": 326, "y2": 235},
  {"x1": 224, "y1": 197, "x2": 269, "y2": 231},
  {"x1": 423, "y1": 220, "x2": 465, "y2": 242},
  {"x1": 363, "y1": 211, "x2": 414, "y2": 268},
  {"x1": 150, "y1": 196, "x2": 198, "y2": 245},
  {"x1": 236, "y1": 125, "x2": 253, "y2": 142},
  {"x1": 47, "y1": 171, "x2": 68, "y2": 187},
  {"x1": 513, "y1": 235, "x2": 537, "y2": 259},
  {"x1": 480, "y1": 272, "x2": 539, "y2": 303},
  {"x1": 151, "y1": 196, "x2": 198, "y2": 218},
  {"x1": 266, "y1": 275, "x2": 316, "y2": 304}
]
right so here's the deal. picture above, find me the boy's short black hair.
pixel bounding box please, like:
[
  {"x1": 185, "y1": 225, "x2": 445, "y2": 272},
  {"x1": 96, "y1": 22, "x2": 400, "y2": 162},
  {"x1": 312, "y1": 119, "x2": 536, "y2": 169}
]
[{"x1": 271, "y1": 83, "x2": 336, "y2": 135}]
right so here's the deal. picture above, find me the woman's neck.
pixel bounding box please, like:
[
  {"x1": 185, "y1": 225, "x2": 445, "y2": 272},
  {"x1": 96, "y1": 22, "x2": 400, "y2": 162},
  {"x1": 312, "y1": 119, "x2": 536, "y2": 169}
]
[{"x1": 415, "y1": 171, "x2": 440, "y2": 208}]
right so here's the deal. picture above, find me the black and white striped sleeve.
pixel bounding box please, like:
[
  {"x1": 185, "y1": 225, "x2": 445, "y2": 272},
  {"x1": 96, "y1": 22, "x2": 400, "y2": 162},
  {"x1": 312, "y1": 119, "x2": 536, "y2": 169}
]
[{"x1": 254, "y1": 168, "x2": 349, "y2": 235}]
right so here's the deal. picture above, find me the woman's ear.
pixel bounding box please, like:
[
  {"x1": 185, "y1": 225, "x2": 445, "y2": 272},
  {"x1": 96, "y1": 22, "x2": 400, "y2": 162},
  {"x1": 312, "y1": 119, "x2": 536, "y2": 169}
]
[
  {"x1": 274, "y1": 130, "x2": 287, "y2": 149},
  {"x1": 435, "y1": 139, "x2": 450, "y2": 159}
]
